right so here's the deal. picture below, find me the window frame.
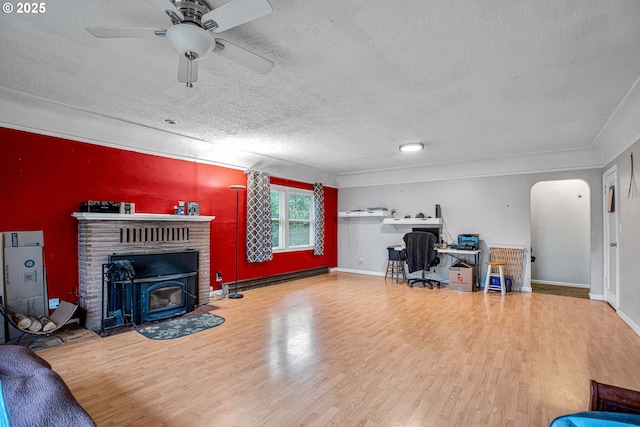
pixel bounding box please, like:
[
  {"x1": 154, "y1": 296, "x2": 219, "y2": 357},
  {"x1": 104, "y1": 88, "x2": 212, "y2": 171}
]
[{"x1": 271, "y1": 185, "x2": 315, "y2": 253}]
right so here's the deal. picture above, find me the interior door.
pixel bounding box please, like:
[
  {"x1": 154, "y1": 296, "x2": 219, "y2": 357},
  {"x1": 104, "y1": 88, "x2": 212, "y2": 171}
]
[{"x1": 604, "y1": 166, "x2": 619, "y2": 309}]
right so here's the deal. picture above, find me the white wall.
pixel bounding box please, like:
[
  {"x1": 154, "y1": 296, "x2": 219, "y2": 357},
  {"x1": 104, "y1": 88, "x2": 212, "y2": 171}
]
[
  {"x1": 337, "y1": 169, "x2": 603, "y2": 294},
  {"x1": 531, "y1": 180, "x2": 591, "y2": 286},
  {"x1": 604, "y1": 139, "x2": 640, "y2": 334}
]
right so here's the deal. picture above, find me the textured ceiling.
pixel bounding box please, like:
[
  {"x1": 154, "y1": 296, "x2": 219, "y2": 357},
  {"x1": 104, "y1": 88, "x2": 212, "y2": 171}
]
[{"x1": 1, "y1": 0, "x2": 640, "y2": 186}]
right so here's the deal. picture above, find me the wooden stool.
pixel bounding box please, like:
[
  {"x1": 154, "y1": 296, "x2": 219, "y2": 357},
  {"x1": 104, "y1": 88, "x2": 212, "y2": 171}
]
[
  {"x1": 396, "y1": 257, "x2": 406, "y2": 283},
  {"x1": 385, "y1": 246, "x2": 406, "y2": 282},
  {"x1": 484, "y1": 261, "x2": 506, "y2": 295}
]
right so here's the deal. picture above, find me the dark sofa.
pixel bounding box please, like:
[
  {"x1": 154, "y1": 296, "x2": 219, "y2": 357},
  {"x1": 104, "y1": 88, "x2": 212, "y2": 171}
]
[{"x1": 0, "y1": 345, "x2": 95, "y2": 427}]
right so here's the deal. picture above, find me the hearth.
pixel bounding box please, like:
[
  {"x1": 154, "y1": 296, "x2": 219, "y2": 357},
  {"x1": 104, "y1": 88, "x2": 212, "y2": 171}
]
[{"x1": 109, "y1": 251, "x2": 198, "y2": 325}]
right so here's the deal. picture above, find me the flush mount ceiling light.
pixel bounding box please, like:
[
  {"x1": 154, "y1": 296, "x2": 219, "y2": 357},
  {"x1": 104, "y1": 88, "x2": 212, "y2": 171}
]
[{"x1": 399, "y1": 142, "x2": 424, "y2": 152}]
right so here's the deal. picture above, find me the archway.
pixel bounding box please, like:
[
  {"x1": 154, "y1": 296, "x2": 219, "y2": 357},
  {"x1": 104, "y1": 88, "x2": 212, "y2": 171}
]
[{"x1": 530, "y1": 179, "x2": 591, "y2": 293}]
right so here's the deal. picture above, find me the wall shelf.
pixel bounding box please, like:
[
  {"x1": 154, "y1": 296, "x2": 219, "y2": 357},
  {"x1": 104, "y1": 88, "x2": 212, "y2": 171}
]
[
  {"x1": 382, "y1": 217, "x2": 442, "y2": 226},
  {"x1": 338, "y1": 210, "x2": 390, "y2": 218}
]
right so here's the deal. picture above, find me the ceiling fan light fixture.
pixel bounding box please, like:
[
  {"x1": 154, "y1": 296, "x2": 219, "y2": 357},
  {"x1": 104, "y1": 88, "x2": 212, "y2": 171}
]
[
  {"x1": 166, "y1": 24, "x2": 214, "y2": 59},
  {"x1": 399, "y1": 142, "x2": 424, "y2": 153}
]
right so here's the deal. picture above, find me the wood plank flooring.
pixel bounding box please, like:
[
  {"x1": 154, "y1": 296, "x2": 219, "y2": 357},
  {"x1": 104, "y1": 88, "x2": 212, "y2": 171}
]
[{"x1": 37, "y1": 272, "x2": 640, "y2": 426}]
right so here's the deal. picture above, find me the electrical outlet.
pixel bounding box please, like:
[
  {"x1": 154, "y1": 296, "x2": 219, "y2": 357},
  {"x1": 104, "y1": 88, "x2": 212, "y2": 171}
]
[{"x1": 216, "y1": 272, "x2": 222, "y2": 281}]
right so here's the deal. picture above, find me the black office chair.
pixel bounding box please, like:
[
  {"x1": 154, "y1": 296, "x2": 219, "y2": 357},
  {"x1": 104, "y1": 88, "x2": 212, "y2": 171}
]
[{"x1": 403, "y1": 231, "x2": 440, "y2": 288}]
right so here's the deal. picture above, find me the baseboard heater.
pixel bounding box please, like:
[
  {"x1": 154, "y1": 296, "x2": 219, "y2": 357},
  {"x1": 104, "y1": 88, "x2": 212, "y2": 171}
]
[{"x1": 225, "y1": 266, "x2": 329, "y2": 293}]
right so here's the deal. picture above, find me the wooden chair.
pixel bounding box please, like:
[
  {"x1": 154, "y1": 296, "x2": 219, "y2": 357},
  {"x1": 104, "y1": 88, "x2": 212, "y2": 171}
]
[
  {"x1": 549, "y1": 380, "x2": 640, "y2": 426},
  {"x1": 590, "y1": 379, "x2": 640, "y2": 414},
  {"x1": 0, "y1": 296, "x2": 78, "y2": 348}
]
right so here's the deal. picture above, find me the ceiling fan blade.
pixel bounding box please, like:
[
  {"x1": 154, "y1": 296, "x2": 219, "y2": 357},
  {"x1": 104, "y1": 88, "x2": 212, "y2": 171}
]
[
  {"x1": 150, "y1": 0, "x2": 184, "y2": 22},
  {"x1": 178, "y1": 55, "x2": 199, "y2": 85},
  {"x1": 214, "y1": 39, "x2": 274, "y2": 74},
  {"x1": 86, "y1": 27, "x2": 166, "y2": 38},
  {"x1": 202, "y1": 0, "x2": 272, "y2": 33}
]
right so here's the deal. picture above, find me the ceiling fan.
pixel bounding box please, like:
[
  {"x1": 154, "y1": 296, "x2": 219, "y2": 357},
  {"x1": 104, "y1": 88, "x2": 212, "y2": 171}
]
[{"x1": 86, "y1": 0, "x2": 275, "y2": 87}]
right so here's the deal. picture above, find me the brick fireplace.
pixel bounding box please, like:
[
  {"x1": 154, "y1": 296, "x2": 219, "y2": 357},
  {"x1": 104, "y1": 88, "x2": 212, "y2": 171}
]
[{"x1": 73, "y1": 212, "x2": 215, "y2": 331}]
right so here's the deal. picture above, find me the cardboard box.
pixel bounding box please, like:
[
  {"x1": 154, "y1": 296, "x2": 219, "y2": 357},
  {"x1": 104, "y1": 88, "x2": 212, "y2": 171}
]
[
  {"x1": 448, "y1": 261, "x2": 476, "y2": 292},
  {"x1": 3, "y1": 231, "x2": 48, "y2": 341},
  {"x1": 4, "y1": 246, "x2": 44, "y2": 300},
  {"x1": 5, "y1": 296, "x2": 46, "y2": 318},
  {"x1": 5, "y1": 296, "x2": 46, "y2": 340},
  {"x1": 3, "y1": 230, "x2": 44, "y2": 248}
]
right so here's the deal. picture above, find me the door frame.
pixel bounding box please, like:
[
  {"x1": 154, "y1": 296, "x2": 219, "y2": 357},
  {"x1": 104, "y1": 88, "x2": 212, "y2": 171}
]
[{"x1": 602, "y1": 165, "x2": 620, "y2": 309}]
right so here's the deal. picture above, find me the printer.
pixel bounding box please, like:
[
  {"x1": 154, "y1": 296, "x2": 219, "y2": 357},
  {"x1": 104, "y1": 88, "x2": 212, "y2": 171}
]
[{"x1": 456, "y1": 234, "x2": 479, "y2": 250}]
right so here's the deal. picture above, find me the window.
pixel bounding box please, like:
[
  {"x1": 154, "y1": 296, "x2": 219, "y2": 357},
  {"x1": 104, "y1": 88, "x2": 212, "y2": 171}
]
[{"x1": 271, "y1": 185, "x2": 315, "y2": 251}]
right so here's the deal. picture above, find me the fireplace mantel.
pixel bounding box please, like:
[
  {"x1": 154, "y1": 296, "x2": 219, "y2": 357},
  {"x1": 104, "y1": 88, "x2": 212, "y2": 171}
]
[{"x1": 72, "y1": 212, "x2": 215, "y2": 222}]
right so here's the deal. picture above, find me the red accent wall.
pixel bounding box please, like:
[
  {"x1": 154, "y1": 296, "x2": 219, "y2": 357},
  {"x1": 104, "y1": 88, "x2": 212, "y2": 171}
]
[{"x1": 0, "y1": 127, "x2": 337, "y2": 302}]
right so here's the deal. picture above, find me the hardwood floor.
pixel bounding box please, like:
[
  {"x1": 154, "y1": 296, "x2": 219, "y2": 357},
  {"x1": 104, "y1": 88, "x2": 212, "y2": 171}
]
[{"x1": 37, "y1": 272, "x2": 640, "y2": 427}]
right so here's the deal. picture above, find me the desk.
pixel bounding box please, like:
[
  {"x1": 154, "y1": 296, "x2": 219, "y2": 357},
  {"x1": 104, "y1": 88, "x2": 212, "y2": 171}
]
[{"x1": 436, "y1": 248, "x2": 481, "y2": 289}]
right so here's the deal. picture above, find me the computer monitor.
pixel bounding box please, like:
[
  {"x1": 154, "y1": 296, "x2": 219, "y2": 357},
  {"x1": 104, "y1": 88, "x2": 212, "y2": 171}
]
[{"x1": 411, "y1": 227, "x2": 441, "y2": 242}]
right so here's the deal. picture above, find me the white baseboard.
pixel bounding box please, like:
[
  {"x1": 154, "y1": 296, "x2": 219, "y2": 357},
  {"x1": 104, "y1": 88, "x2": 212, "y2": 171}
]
[
  {"x1": 331, "y1": 267, "x2": 385, "y2": 277},
  {"x1": 589, "y1": 293, "x2": 604, "y2": 300},
  {"x1": 531, "y1": 279, "x2": 590, "y2": 288},
  {"x1": 617, "y1": 309, "x2": 640, "y2": 336},
  {"x1": 521, "y1": 286, "x2": 532, "y2": 293}
]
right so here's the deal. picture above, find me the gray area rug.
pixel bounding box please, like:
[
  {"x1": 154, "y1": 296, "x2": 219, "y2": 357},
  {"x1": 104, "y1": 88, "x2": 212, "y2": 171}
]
[{"x1": 136, "y1": 312, "x2": 225, "y2": 340}]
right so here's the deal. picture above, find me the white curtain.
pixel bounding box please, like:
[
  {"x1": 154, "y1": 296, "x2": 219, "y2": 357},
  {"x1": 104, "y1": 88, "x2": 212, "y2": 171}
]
[
  {"x1": 245, "y1": 170, "x2": 273, "y2": 263},
  {"x1": 313, "y1": 183, "x2": 325, "y2": 256}
]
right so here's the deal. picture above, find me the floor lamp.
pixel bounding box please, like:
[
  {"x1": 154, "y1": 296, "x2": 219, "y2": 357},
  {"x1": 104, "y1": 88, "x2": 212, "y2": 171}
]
[{"x1": 229, "y1": 185, "x2": 246, "y2": 299}]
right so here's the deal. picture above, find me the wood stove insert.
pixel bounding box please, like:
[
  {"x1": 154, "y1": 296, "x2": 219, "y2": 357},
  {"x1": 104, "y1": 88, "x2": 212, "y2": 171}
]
[{"x1": 108, "y1": 250, "x2": 199, "y2": 325}]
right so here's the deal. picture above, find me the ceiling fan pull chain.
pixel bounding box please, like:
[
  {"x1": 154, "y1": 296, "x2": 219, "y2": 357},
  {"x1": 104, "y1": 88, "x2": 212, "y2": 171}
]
[{"x1": 186, "y1": 58, "x2": 193, "y2": 88}]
